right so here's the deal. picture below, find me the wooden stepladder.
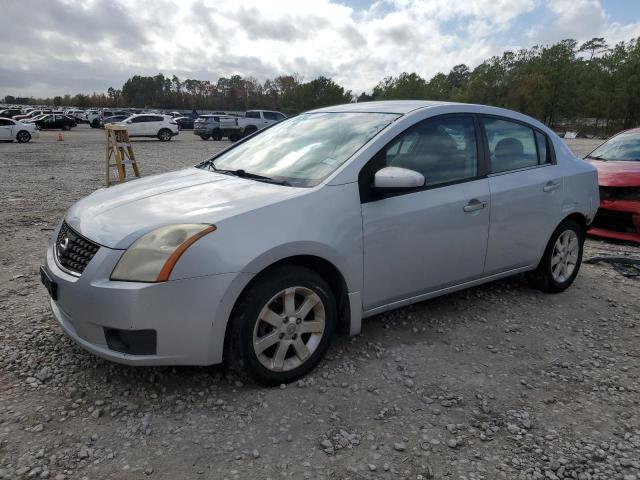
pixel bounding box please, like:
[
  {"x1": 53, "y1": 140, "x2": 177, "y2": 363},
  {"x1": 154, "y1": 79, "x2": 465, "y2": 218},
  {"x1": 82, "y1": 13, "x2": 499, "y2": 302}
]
[{"x1": 105, "y1": 125, "x2": 140, "y2": 186}]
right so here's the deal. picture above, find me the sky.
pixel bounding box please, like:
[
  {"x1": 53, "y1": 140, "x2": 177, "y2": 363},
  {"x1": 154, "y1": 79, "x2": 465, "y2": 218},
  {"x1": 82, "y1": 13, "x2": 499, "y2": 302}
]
[{"x1": 1, "y1": 0, "x2": 640, "y2": 98}]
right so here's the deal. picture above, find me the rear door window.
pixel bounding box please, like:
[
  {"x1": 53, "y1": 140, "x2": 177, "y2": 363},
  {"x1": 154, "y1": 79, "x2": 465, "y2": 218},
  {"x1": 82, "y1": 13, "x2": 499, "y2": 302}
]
[
  {"x1": 245, "y1": 111, "x2": 261, "y2": 119},
  {"x1": 481, "y1": 118, "x2": 545, "y2": 173}
]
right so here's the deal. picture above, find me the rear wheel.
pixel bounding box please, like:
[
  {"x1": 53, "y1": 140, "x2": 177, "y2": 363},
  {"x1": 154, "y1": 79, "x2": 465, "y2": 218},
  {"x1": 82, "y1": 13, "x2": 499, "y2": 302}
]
[
  {"x1": 158, "y1": 129, "x2": 172, "y2": 141},
  {"x1": 527, "y1": 219, "x2": 584, "y2": 293},
  {"x1": 200, "y1": 135, "x2": 211, "y2": 140},
  {"x1": 90, "y1": 119, "x2": 99, "y2": 128},
  {"x1": 62, "y1": 124, "x2": 71, "y2": 131},
  {"x1": 228, "y1": 132, "x2": 240, "y2": 142},
  {"x1": 226, "y1": 266, "x2": 336, "y2": 385},
  {"x1": 243, "y1": 125, "x2": 257, "y2": 137},
  {"x1": 16, "y1": 130, "x2": 31, "y2": 143}
]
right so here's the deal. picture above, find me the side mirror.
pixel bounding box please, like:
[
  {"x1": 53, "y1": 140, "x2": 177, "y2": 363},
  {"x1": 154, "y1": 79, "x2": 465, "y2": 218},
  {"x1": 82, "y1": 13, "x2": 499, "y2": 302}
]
[
  {"x1": 126, "y1": 120, "x2": 132, "y2": 124},
  {"x1": 373, "y1": 166, "x2": 425, "y2": 192}
]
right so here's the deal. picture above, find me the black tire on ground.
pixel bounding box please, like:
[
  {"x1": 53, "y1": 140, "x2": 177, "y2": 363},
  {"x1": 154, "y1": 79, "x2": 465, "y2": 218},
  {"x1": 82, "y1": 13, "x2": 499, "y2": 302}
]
[
  {"x1": 211, "y1": 129, "x2": 222, "y2": 141},
  {"x1": 526, "y1": 218, "x2": 584, "y2": 293},
  {"x1": 62, "y1": 124, "x2": 71, "y2": 131},
  {"x1": 16, "y1": 131, "x2": 31, "y2": 143},
  {"x1": 90, "y1": 119, "x2": 99, "y2": 128},
  {"x1": 200, "y1": 135, "x2": 211, "y2": 140},
  {"x1": 243, "y1": 126, "x2": 257, "y2": 137},
  {"x1": 228, "y1": 132, "x2": 240, "y2": 142},
  {"x1": 225, "y1": 265, "x2": 337, "y2": 385},
  {"x1": 158, "y1": 129, "x2": 172, "y2": 141}
]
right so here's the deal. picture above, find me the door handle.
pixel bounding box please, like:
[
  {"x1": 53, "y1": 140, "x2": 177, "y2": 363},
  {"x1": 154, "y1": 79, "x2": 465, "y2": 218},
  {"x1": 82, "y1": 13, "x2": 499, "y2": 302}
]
[
  {"x1": 543, "y1": 181, "x2": 560, "y2": 192},
  {"x1": 463, "y1": 199, "x2": 487, "y2": 213}
]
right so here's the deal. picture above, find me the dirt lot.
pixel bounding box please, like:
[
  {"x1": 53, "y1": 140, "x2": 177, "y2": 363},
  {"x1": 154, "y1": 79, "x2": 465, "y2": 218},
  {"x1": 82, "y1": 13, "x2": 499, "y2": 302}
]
[{"x1": 1, "y1": 128, "x2": 639, "y2": 480}]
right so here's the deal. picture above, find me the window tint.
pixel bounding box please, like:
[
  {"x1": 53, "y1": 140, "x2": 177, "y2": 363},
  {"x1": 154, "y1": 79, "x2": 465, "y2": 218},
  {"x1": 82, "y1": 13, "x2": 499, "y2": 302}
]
[
  {"x1": 482, "y1": 118, "x2": 542, "y2": 173},
  {"x1": 151, "y1": 116, "x2": 164, "y2": 122},
  {"x1": 382, "y1": 116, "x2": 478, "y2": 186},
  {"x1": 263, "y1": 111, "x2": 283, "y2": 121},
  {"x1": 245, "y1": 111, "x2": 261, "y2": 119},
  {"x1": 130, "y1": 116, "x2": 145, "y2": 123},
  {"x1": 0, "y1": 119, "x2": 12, "y2": 126}
]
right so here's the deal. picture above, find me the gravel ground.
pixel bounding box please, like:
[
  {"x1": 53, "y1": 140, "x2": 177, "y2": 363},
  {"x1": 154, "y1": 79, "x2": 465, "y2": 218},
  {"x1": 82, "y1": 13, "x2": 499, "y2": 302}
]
[{"x1": 1, "y1": 128, "x2": 639, "y2": 480}]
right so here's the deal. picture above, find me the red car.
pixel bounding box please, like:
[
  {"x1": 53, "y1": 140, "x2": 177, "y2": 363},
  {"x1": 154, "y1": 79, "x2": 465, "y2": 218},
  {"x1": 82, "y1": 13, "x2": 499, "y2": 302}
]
[{"x1": 585, "y1": 127, "x2": 640, "y2": 243}]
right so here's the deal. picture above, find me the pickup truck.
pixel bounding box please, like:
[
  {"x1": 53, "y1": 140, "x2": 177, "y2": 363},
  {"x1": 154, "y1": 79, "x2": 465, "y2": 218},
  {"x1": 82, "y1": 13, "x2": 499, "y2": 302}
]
[{"x1": 236, "y1": 110, "x2": 286, "y2": 136}]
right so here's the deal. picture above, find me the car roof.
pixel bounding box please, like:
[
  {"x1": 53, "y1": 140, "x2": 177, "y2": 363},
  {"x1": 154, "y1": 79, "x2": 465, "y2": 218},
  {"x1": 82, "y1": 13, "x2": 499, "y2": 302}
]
[
  {"x1": 308, "y1": 100, "x2": 457, "y2": 114},
  {"x1": 619, "y1": 127, "x2": 640, "y2": 135}
]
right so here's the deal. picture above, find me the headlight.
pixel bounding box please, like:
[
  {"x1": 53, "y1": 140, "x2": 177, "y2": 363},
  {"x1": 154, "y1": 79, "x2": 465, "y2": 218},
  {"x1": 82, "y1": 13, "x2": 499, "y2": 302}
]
[{"x1": 111, "y1": 224, "x2": 216, "y2": 282}]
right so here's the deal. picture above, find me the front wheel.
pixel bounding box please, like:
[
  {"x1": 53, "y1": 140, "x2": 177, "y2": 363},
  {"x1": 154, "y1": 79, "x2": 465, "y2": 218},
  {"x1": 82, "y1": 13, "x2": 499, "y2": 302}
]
[
  {"x1": 226, "y1": 266, "x2": 336, "y2": 385},
  {"x1": 526, "y1": 219, "x2": 584, "y2": 293},
  {"x1": 200, "y1": 135, "x2": 210, "y2": 140},
  {"x1": 62, "y1": 124, "x2": 71, "y2": 131},
  {"x1": 16, "y1": 130, "x2": 31, "y2": 143},
  {"x1": 158, "y1": 129, "x2": 172, "y2": 141}
]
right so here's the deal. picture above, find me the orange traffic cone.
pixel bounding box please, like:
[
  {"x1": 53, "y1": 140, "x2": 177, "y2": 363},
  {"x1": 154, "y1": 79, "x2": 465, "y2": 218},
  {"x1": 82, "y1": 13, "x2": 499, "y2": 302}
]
[{"x1": 57, "y1": 132, "x2": 64, "y2": 142}]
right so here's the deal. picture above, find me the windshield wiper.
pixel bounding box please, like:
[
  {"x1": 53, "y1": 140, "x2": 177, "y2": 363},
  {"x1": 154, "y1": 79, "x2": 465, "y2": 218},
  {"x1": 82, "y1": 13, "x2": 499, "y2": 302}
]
[
  {"x1": 208, "y1": 163, "x2": 291, "y2": 186},
  {"x1": 587, "y1": 154, "x2": 607, "y2": 161}
]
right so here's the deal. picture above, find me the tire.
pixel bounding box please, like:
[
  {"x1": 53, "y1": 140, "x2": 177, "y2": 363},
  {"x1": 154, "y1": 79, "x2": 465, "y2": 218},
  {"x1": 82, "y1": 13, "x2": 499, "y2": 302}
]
[
  {"x1": 16, "y1": 130, "x2": 31, "y2": 143},
  {"x1": 62, "y1": 124, "x2": 71, "y2": 131},
  {"x1": 228, "y1": 132, "x2": 240, "y2": 142},
  {"x1": 158, "y1": 129, "x2": 172, "y2": 141},
  {"x1": 526, "y1": 219, "x2": 584, "y2": 293},
  {"x1": 90, "y1": 119, "x2": 99, "y2": 128},
  {"x1": 200, "y1": 135, "x2": 211, "y2": 140},
  {"x1": 243, "y1": 125, "x2": 257, "y2": 137},
  {"x1": 211, "y1": 129, "x2": 222, "y2": 141},
  {"x1": 226, "y1": 265, "x2": 337, "y2": 385}
]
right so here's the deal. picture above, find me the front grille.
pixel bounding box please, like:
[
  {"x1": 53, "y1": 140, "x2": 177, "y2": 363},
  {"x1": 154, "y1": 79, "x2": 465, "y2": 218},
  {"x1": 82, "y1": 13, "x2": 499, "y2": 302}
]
[
  {"x1": 592, "y1": 209, "x2": 638, "y2": 234},
  {"x1": 55, "y1": 222, "x2": 100, "y2": 275},
  {"x1": 599, "y1": 186, "x2": 640, "y2": 201}
]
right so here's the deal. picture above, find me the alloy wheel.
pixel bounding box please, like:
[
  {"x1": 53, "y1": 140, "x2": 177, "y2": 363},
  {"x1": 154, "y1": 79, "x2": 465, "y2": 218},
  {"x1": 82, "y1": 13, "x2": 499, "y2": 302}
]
[
  {"x1": 252, "y1": 286, "x2": 325, "y2": 372},
  {"x1": 551, "y1": 229, "x2": 579, "y2": 283}
]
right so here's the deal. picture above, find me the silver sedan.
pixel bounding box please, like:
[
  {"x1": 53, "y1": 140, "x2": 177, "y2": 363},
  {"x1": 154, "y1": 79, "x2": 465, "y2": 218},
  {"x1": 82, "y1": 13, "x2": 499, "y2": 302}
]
[{"x1": 41, "y1": 101, "x2": 599, "y2": 385}]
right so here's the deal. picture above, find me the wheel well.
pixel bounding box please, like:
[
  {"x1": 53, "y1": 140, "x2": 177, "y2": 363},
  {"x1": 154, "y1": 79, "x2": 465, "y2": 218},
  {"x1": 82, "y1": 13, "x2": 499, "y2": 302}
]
[
  {"x1": 230, "y1": 255, "x2": 351, "y2": 335},
  {"x1": 562, "y1": 212, "x2": 588, "y2": 236}
]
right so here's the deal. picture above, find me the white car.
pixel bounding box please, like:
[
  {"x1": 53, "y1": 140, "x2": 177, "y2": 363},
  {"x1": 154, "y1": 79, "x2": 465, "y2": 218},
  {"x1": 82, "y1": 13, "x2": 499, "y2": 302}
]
[
  {"x1": 0, "y1": 117, "x2": 39, "y2": 143},
  {"x1": 117, "y1": 114, "x2": 179, "y2": 141},
  {"x1": 237, "y1": 110, "x2": 286, "y2": 136},
  {"x1": 41, "y1": 101, "x2": 598, "y2": 385}
]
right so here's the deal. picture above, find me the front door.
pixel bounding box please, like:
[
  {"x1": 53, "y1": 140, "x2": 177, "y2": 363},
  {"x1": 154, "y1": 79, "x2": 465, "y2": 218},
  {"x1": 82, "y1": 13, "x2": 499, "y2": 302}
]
[
  {"x1": 0, "y1": 119, "x2": 12, "y2": 140},
  {"x1": 361, "y1": 115, "x2": 490, "y2": 310}
]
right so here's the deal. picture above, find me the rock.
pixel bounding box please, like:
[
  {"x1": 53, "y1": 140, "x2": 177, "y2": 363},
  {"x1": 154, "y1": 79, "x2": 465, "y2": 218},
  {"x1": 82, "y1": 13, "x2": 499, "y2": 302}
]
[{"x1": 394, "y1": 442, "x2": 406, "y2": 452}]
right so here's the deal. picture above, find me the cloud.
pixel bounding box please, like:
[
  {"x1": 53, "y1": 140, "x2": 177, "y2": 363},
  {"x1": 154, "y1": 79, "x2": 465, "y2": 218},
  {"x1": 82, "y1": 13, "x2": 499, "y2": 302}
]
[{"x1": 0, "y1": 0, "x2": 639, "y2": 98}]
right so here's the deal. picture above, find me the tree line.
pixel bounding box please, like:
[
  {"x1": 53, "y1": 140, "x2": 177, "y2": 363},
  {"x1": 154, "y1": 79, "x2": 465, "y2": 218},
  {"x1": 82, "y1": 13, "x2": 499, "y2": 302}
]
[{"x1": 4, "y1": 37, "x2": 639, "y2": 133}]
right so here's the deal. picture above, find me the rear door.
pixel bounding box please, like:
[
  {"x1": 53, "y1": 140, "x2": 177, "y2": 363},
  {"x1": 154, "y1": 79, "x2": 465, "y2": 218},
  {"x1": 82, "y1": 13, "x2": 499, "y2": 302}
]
[{"x1": 481, "y1": 116, "x2": 564, "y2": 273}]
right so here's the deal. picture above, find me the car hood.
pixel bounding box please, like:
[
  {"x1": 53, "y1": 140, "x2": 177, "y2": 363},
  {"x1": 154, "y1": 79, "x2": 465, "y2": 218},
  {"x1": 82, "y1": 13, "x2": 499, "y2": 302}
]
[
  {"x1": 65, "y1": 168, "x2": 305, "y2": 249},
  {"x1": 586, "y1": 159, "x2": 640, "y2": 187}
]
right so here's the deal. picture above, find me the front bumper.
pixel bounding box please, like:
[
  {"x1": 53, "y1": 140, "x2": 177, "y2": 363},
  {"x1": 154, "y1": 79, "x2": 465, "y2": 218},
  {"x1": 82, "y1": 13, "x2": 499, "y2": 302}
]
[
  {"x1": 44, "y1": 239, "x2": 241, "y2": 366},
  {"x1": 589, "y1": 199, "x2": 640, "y2": 244}
]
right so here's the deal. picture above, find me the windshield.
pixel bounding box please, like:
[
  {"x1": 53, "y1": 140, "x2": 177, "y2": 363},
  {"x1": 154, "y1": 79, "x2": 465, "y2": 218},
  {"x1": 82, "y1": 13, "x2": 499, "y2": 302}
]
[
  {"x1": 200, "y1": 112, "x2": 399, "y2": 187},
  {"x1": 588, "y1": 132, "x2": 640, "y2": 161}
]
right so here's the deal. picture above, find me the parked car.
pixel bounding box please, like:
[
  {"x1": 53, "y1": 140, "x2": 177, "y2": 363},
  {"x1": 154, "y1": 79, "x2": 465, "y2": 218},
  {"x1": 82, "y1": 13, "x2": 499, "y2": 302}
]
[
  {"x1": 100, "y1": 115, "x2": 130, "y2": 128},
  {"x1": 115, "y1": 114, "x2": 179, "y2": 141},
  {"x1": 13, "y1": 109, "x2": 52, "y2": 121},
  {"x1": 0, "y1": 117, "x2": 39, "y2": 142},
  {"x1": 584, "y1": 127, "x2": 640, "y2": 243},
  {"x1": 40, "y1": 101, "x2": 598, "y2": 385},
  {"x1": 237, "y1": 110, "x2": 286, "y2": 136},
  {"x1": 0, "y1": 108, "x2": 23, "y2": 118},
  {"x1": 65, "y1": 109, "x2": 86, "y2": 123},
  {"x1": 33, "y1": 114, "x2": 77, "y2": 130},
  {"x1": 175, "y1": 116, "x2": 195, "y2": 130},
  {"x1": 193, "y1": 114, "x2": 242, "y2": 140}
]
